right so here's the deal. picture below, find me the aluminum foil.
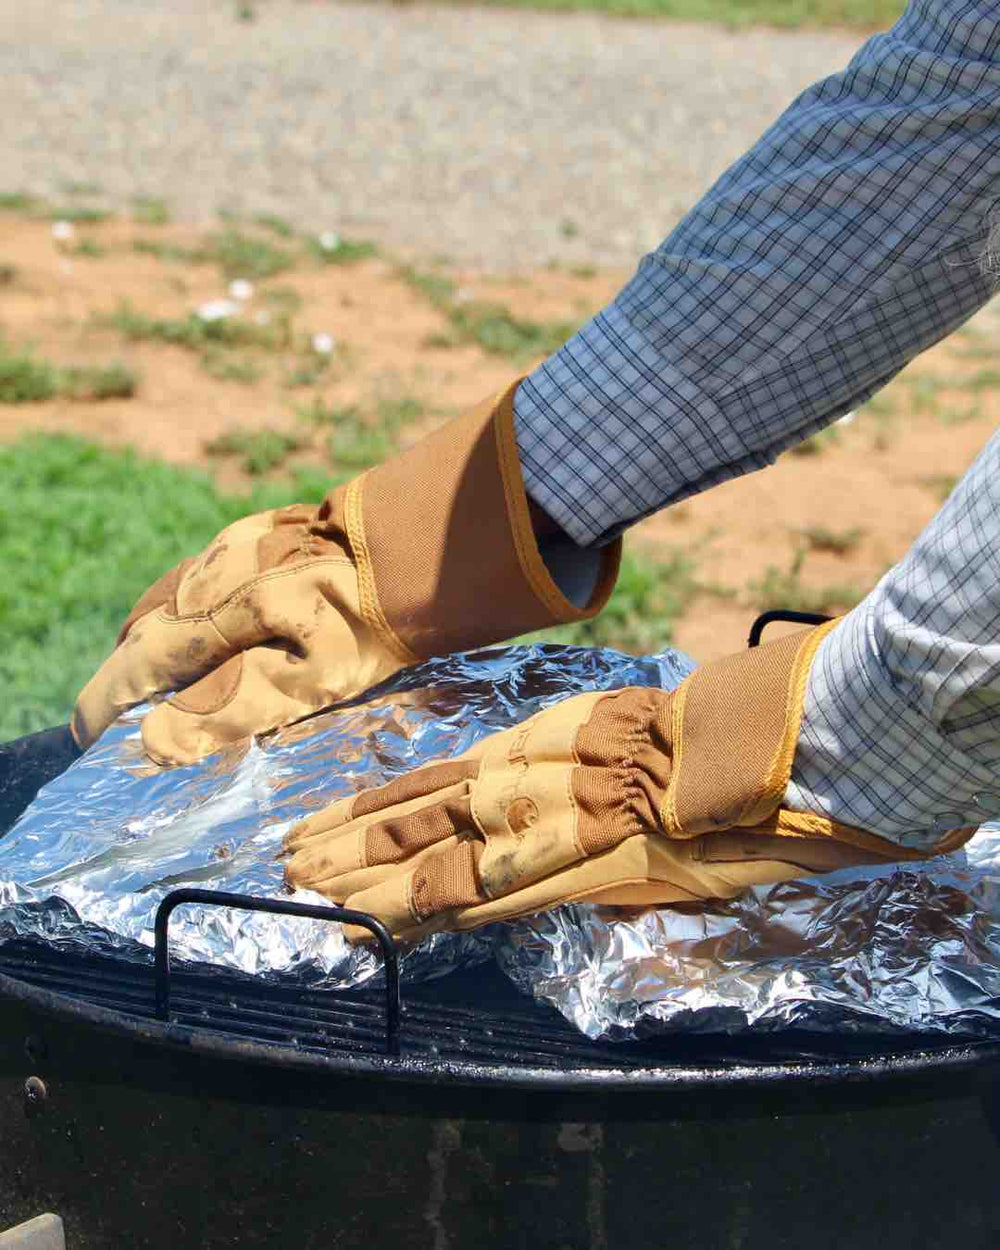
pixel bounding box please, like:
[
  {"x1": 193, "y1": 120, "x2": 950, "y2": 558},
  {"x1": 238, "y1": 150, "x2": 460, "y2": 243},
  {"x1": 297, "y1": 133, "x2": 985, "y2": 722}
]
[
  {"x1": 0, "y1": 644, "x2": 687, "y2": 992},
  {"x1": 498, "y1": 832, "x2": 1000, "y2": 1040},
  {"x1": 5, "y1": 639, "x2": 1000, "y2": 1044}
]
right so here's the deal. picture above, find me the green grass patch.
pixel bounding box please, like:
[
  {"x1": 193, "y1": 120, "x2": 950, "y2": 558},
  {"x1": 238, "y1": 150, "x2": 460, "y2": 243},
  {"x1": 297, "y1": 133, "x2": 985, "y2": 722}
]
[
  {"x1": 255, "y1": 213, "x2": 296, "y2": 238},
  {"x1": 206, "y1": 228, "x2": 295, "y2": 281},
  {"x1": 61, "y1": 182, "x2": 104, "y2": 197},
  {"x1": 797, "y1": 525, "x2": 864, "y2": 556},
  {"x1": 0, "y1": 344, "x2": 137, "y2": 403},
  {"x1": 132, "y1": 196, "x2": 171, "y2": 225},
  {"x1": 746, "y1": 546, "x2": 866, "y2": 616},
  {"x1": 0, "y1": 435, "x2": 327, "y2": 739},
  {"x1": 132, "y1": 238, "x2": 208, "y2": 265},
  {"x1": 199, "y1": 349, "x2": 263, "y2": 386},
  {"x1": 67, "y1": 238, "x2": 107, "y2": 259},
  {"x1": 916, "y1": 473, "x2": 959, "y2": 504},
  {"x1": 306, "y1": 234, "x2": 378, "y2": 266},
  {"x1": 296, "y1": 394, "x2": 426, "y2": 472},
  {"x1": 46, "y1": 206, "x2": 111, "y2": 225},
  {"x1": 104, "y1": 301, "x2": 291, "y2": 353},
  {"x1": 205, "y1": 428, "x2": 306, "y2": 475},
  {"x1": 434, "y1": 0, "x2": 902, "y2": 29},
  {"x1": 399, "y1": 265, "x2": 577, "y2": 360},
  {"x1": 0, "y1": 193, "x2": 37, "y2": 212}
]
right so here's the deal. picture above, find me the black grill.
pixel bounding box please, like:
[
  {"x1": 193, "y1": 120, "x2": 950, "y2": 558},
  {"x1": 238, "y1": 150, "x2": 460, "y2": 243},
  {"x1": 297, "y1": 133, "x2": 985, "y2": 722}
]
[{"x1": 3, "y1": 926, "x2": 1000, "y2": 1094}]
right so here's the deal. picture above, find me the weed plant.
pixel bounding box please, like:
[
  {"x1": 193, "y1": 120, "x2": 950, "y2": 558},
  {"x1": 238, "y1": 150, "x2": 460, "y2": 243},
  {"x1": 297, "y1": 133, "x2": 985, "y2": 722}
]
[
  {"x1": 399, "y1": 265, "x2": 577, "y2": 361},
  {"x1": 446, "y1": 0, "x2": 902, "y2": 28},
  {"x1": 205, "y1": 429, "x2": 306, "y2": 475},
  {"x1": 306, "y1": 236, "x2": 378, "y2": 266},
  {"x1": 206, "y1": 229, "x2": 295, "y2": 281},
  {"x1": 746, "y1": 546, "x2": 865, "y2": 615},
  {"x1": 0, "y1": 344, "x2": 137, "y2": 403}
]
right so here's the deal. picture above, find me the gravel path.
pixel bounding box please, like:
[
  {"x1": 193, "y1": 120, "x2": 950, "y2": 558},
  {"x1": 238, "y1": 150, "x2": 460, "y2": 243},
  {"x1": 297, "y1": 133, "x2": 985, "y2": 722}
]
[{"x1": 1, "y1": 1, "x2": 863, "y2": 269}]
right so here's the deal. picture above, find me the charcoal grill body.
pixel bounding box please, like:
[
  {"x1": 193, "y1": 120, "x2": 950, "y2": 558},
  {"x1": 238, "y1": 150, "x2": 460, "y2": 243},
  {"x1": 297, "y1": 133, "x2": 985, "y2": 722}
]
[
  {"x1": 3, "y1": 615, "x2": 1000, "y2": 1248},
  {"x1": 1, "y1": 940, "x2": 1000, "y2": 1250}
]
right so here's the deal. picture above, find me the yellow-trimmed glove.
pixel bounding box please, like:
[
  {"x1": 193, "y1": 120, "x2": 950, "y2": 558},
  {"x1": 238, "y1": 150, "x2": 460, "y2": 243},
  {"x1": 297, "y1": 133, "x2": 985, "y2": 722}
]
[
  {"x1": 283, "y1": 621, "x2": 976, "y2": 943},
  {"x1": 72, "y1": 383, "x2": 620, "y2": 765}
]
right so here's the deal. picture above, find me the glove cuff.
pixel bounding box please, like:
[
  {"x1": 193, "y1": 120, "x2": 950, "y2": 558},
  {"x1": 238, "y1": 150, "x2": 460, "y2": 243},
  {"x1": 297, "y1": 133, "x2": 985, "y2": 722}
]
[{"x1": 336, "y1": 381, "x2": 621, "y2": 661}]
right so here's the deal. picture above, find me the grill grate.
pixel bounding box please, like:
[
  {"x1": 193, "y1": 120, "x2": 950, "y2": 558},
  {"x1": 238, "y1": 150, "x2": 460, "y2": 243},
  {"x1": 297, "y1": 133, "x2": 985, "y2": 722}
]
[{"x1": 0, "y1": 935, "x2": 989, "y2": 1081}]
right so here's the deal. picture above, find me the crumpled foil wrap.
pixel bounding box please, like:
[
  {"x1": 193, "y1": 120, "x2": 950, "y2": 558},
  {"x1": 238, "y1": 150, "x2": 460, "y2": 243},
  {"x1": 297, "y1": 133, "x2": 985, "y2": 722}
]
[
  {"x1": 4, "y1": 641, "x2": 1000, "y2": 1043},
  {"x1": 0, "y1": 644, "x2": 686, "y2": 992}
]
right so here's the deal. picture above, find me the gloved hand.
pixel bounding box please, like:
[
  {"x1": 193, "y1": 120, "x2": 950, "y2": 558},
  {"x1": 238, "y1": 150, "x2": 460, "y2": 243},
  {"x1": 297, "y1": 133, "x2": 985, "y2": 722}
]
[
  {"x1": 73, "y1": 382, "x2": 620, "y2": 765},
  {"x1": 282, "y1": 620, "x2": 976, "y2": 943}
]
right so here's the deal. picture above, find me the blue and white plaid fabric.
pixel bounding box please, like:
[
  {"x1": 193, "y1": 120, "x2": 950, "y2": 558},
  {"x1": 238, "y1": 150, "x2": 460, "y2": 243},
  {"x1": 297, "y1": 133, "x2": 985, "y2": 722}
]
[{"x1": 512, "y1": 0, "x2": 1000, "y2": 849}]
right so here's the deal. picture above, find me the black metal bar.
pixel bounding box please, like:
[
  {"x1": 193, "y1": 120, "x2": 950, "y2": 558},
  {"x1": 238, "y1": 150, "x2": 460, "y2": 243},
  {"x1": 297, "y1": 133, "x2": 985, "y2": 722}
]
[
  {"x1": 747, "y1": 610, "x2": 832, "y2": 649},
  {"x1": 153, "y1": 888, "x2": 401, "y2": 1056}
]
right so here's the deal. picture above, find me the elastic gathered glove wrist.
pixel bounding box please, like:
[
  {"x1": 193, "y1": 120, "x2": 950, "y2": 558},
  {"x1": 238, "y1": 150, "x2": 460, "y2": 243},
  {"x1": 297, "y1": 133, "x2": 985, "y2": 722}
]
[{"x1": 284, "y1": 619, "x2": 978, "y2": 944}]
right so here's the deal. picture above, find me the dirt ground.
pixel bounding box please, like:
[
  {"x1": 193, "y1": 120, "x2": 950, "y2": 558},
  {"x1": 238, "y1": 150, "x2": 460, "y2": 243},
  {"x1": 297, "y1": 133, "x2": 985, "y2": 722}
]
[{"x1": 3, "y1": 212, "x2": 998, "y2": 664}]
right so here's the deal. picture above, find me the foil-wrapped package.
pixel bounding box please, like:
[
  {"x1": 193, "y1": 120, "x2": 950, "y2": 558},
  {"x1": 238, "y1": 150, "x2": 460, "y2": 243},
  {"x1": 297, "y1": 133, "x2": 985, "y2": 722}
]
[
  {"x1": 0, "y1": 644, "x2": 686, "y2": 991},
  {"x1": 4, "y1": 641, "x2": 1000, "y2": 1044}
]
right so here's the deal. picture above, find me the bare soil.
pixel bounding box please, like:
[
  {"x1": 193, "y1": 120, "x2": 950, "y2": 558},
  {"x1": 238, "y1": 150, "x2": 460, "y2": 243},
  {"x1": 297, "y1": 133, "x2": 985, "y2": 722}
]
[{"x1": 3, "y1": 214, "x2": 997, "y2": 664}]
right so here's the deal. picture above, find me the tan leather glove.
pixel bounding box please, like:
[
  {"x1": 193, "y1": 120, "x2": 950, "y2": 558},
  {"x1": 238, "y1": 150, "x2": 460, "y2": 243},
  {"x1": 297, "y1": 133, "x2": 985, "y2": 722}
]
[
  {"x1": 73, "y1": 382, "x2": 620, "y2": 765},
  {"x1": 282, "y1": 620, "x2": 977, "y2": 943}
]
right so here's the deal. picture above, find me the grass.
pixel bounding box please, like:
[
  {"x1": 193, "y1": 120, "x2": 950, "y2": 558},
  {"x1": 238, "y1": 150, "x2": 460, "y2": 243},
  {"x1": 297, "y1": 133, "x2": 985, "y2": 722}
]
[
  {"x1": 255, "y1": 213, "x2": 296, "y2": 238},
  {"x1": 399, "y1": 265, "x2": 577, "y2": 360},
  {"x1": 435, "y1": 0, "x2": 903, "y2": 28},
  {"x1": 917, "y1": 473, "x2": 959, "y2": 505},
  {"x1": 205, "y1": 429, "x2": 306, "y2": 475},
  {"x1": 745, "y1": 546, "x2": 866, "y2": 616},
  {"x1": 205, "y1": 228, "x2": 295, "y2": 281},
  {"x1": 199, "y1": 349, "x2": 263, "y2": 385},
  {"x1": 306, "y1": 235, "x2": 379, "y2": 266},
  {"x1": 0, "y1": 193, "x2": 36, "y2": 212},
  {"x1": 797, "y1": 525, "x2": 864, "y2": 556},
  {"x1": 104, "y1": 301, "x2": 292, "y2": 353},
  {"x1": 46, "y1": 206, "x2": 111, "y2": 225},
  {"x1": 67, "y1": 238, "x2": 107, "y2": 259},
  {"x1": 132, "y1": 238, "x2": 207, "y2": 265},
  {"x1": 132, "y1": 196, "x2": 171, "y2": 226},
  {"x1": 0, "y1": 435, "x2": 325, "y2": 740},
  {"x1": 133, "y1": 229, "x2": 296, "y2": 280},
  {"x1": 0, "y1": 344, "x2": 138, "y2": 404}
]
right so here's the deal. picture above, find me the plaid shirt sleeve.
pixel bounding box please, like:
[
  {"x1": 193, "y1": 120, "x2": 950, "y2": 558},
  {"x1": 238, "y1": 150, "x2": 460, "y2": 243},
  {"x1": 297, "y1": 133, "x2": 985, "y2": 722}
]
[
  {"x1": 513, "y1": 0, "x2": 1000, "y2": 549},
  {"x1": 785, "y1": 428, "x2": 1000, "y2": 851},
  {"x1": 512, "y1": 1, "x2": 1000, "y2": 848}
]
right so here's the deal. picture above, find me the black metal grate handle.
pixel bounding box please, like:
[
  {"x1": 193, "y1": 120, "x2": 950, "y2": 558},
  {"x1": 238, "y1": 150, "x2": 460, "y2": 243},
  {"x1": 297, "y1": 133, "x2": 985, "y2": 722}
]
[
  {"x1": 747, "y1": 610, "x2": 832, "y2": 649},
  {"x1": 153, "y1": 888, "x2": 402, "y2": 1056}
]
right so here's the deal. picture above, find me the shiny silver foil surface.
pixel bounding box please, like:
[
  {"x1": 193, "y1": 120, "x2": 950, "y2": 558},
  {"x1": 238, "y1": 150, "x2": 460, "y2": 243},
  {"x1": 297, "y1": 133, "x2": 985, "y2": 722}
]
[
  {"x1": 0, "y1": 644, "x2": 687, "y2": 993},
  {"x1": 5, "y1": 641, "x2": 1000, "y2": 1044},
  {"x1": 498, "y1": 830, "x2": 1000, "y2": 1039}
]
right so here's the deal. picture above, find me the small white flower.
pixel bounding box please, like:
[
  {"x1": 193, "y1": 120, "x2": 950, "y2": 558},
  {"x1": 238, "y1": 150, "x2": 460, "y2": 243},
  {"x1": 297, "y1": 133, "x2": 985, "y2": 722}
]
[
  {"x1": 51, "y1": 220, "x2": 75, "y2": 241},
  {"x1": 196, "y1": 298, "x2": 240, "y2": 322},
  {"x1": 318, "y1": 231, "x2": 340, "y2": 252},
  {"x1": 311, "y1": 332, "x2": 335, "y2": 355},
  {"x1": 228, "y1": 279, "x2": 254, "y2": 301}
]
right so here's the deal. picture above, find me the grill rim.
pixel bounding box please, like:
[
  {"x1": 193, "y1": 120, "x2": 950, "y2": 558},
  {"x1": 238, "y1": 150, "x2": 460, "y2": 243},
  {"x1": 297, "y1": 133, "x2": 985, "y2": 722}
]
[{"x1": 3, "y1": 960, "x2": 1000, "y2": 1095}]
